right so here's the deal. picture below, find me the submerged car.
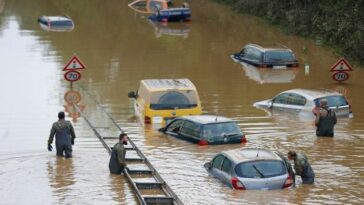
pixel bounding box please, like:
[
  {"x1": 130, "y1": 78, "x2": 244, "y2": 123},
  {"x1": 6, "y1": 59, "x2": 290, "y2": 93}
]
[
  {"x1": 232, "y1": 44, "x2": 299, "y2": 69},
  {"x1": 128, "y1": 79, "x2": 202, "y2": 125},
  {"x1": 204, "y1": 148, "x2": 294, "y2": 190},
  {"x1": 254, "y1": 88, "x2": 352, "y2": 117},
  {"x1": 38, "y1": 16, "x2": 74, "y2": 31},
  {"x1": 149, "y1": 4, "x2": 191, "y2": 22},
  {"x1": 159, "y1": 115, "x2": 247, "y2": 145}
]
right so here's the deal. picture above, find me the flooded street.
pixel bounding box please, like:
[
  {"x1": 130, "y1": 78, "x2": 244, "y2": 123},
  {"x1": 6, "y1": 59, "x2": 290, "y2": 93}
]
[{"x1": 1, "y1": 0, "x2": 364, "y2": 204}]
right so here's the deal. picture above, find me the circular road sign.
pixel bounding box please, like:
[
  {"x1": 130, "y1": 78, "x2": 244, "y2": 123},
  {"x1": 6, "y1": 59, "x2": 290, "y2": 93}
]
[
  {"x1": 332, "y1": 71, "x2": 349, "y2": 82},
  {"x1": 64, "y1": 91, "x2": 82, "y2": 104},
  {"x1": 64, "y1": 70, "x2": 81, "y2": 82}
]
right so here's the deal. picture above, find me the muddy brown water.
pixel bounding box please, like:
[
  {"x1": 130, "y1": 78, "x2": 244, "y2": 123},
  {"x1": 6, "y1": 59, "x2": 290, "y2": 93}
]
[{"x1": 1, "y1": 0, "x2": 364, "y2": 204}]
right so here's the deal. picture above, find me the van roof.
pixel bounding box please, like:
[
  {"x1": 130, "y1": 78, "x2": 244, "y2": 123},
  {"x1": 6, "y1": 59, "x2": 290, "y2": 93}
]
[
  {"x1": 223, "y1": 148, "x2": 281, "y2": 163},
  {"x1": 141, "y1": 79, "x2": 196, "y2": 91}
]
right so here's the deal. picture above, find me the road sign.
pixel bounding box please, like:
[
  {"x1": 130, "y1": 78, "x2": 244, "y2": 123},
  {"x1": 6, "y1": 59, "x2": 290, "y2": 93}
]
[
  {"x1": 332, "y1": 71, "x2": 350, "y2": 82},
  {"x1": 63, "y1": 55, "x2": 86, "y2": 71},
  {"x1": 330, "y1": 58, "x2": 353, "y2": 72},
  {"x1": 64, "y1": 70, "x2": 81, "y2": 82},
  {"x1": 64, "y1": 91, "x2": 82, "y2": 104}
]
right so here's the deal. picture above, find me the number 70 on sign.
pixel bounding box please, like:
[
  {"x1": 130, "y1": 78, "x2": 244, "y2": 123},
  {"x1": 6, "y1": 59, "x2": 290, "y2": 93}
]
[{"x1": 64, "y1": 70, "x2": 81, "y2": 82}]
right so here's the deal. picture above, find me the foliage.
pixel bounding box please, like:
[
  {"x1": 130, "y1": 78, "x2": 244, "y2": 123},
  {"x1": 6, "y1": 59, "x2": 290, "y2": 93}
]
[{"x1": 213, "y1": 0, "x2": 364, "y2": 65}]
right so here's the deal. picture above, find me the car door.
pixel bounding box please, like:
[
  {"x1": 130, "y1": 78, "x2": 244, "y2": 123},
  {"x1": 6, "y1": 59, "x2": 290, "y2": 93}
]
[
  {"x1": 220, "y1": 157, "x2": 233, "y2": 187},
  {"x1": 164, "y1": 119, "x2": 185, "y2": 137},
  {"x1": 209, "y1": 155, "x2": 225, "y2": 181},
  {"x1": 179, "y1": 120, "x2": 202, "y2": 143}
]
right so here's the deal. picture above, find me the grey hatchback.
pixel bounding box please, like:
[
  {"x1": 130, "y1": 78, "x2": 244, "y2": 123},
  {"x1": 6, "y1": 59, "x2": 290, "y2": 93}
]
[
  {"x1": 159, "y1": 115, "x2": 247, "y2": 145},
  {"x1": 204, "y1": 148, "x2": 294, "y2": 190}
]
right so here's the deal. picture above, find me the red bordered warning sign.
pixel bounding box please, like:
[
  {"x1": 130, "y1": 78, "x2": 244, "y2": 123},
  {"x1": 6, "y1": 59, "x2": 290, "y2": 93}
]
[
  {"x1": 64, "y1": 70, "x2": 82, "y2": 82},
  {"x1": 330, "y1": 58, "x2": 353, "y2": 72},
  {"x1": 63, "y1": 55, "x2": 86, "y2": 71}
]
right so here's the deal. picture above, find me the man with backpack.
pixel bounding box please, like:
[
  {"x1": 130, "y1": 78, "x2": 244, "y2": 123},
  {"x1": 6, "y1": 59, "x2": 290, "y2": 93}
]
[{"x1": 315, "y1": 99, "x2": 337, "y2": 137}]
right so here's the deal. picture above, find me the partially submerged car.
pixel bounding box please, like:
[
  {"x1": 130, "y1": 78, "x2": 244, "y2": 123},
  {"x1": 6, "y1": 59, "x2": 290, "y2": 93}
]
[
  {"x1": 254, "y1": 88, "x2": 352, "y2": 117},
  {"x1": 38, "y1": 16, "x2": 74, "y2": 32},
  {"x1": 159, "y1": 115, "x2": 247, "y2": 145},
  {"x1": 149, "y1": 4, "x2": 191, "y2": 22},
  {"x1": 128, "y1": 79, "x2": 202, "y2": 125},
  {"x1": 204, "y1": 148, "x2": 294, "y2": 190},
  {"x1": 232, "y1": 44, "x2": 299, "y2": 69}
]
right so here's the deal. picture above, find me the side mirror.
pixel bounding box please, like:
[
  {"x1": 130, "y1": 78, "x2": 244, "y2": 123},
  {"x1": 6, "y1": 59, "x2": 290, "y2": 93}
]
[
  {"x1": 158, "y1": 127, "x2": 165, "y2": 132},
  {"x1": 128, "y1": 91, "x2": 137, "y2": 99},
  {"x1": 267, "y1": 100, "x2": 273, "y2": 109},
  {"x1": 204, "y1": 162, "x2": 212, "y2": 170}
]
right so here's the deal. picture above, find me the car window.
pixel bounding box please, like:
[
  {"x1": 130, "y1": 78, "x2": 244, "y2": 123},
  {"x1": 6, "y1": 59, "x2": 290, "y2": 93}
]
[
  {"x1": 150, "y1": 90, "x2": 198, "y2": 110},
  {"x1": 315, "y1": 95, "x2": 348, "y2": 107},
  {"x1": 245, "y1": 47, "x2": 262, "y2": 61},
  {"x1": 165, "y1": 119, "x2": 184, "y2": 133},
  {"x1": 179, "y1": 120, "x2": 201, "y2": 138},
  {"x1": 264, "y1": 50, "x2": 295, "y2": 62},
  {"x1": 221, "y1": 158, "x2": 232, "y2": 173},
  {"x1": 286, "y1": 93, "x2": 306, "y2": 106},
  {"x1": 235, "y1": 160, "x2": 286, "y2": 178},
  {"x1": 272, "y1": 93, "x2": 290, "y2": 104},
  {"x1": 203, "y1": 122, "x2": 242, "y2": 138},
  {"x1": 212, "y1": 155, "x2": 225, "y2": 169}
]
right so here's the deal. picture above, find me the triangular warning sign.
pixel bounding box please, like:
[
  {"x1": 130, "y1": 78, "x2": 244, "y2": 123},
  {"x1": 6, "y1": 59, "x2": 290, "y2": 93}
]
[
  {"x1": 63, "y1": 55, "x2": 86, "y2": 71},
  {"x1": 330, "y1": 58, "x2": 353, "y2": 72}
]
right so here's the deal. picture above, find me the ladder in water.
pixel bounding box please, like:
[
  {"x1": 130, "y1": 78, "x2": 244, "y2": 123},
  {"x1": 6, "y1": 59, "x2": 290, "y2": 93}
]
[{"x1": 73, "y1": 103, "x2": 184, "y2": 205}]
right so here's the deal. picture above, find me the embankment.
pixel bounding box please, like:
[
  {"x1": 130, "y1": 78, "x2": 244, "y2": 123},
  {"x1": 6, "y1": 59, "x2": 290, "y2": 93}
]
[{"x1": 213, "y1": 0, "x2": 364, "y2": 65}]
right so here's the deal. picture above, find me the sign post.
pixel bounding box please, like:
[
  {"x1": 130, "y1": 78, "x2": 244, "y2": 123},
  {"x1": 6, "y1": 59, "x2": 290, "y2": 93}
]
[
  {"x1": 63, "y1": 55, "x2": 86, "y2": 86},
  {"x1": 330, "y1": 58, "x2": 353, "y2": 82}
]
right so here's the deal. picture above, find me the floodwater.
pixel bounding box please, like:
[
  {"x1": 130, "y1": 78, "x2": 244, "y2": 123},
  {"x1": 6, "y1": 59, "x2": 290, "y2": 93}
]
[{"x1": 1, "y1": 0, "x2": 364, "y2": 204}]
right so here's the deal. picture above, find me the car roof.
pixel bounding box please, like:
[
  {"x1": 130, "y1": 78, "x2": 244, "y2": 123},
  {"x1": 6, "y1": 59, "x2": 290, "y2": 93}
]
[
  {"x1": 40, "y1": 16, "x2": 72, "y2": 22},
  {"x1": 246, "y1": 44, "x2": 293, "y2": 52},
  {"x1": 141, "y1": 78, "x2": 196, "y2": 91},
  {"x1": 222, "y1": 148, "x2": 282, "y2": 163},
  {"x1": 178, "y1": 115, "x2": 233, "y2": 124},
  {"x1": 280, "y1": 88, "x2": 344, "y2": 100}
]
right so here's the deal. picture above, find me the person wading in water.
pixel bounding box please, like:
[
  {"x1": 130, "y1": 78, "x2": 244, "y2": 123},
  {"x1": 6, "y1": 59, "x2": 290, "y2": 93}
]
[
  {"x1": 109, "y1": 133, "x2": 128, "y2": 174},
  {"x1": 47, "y1": 111, "x2": 76, "y2": 158},
  {"x1": 315, "y1": 99, "x2": 337, "y2": 137}
]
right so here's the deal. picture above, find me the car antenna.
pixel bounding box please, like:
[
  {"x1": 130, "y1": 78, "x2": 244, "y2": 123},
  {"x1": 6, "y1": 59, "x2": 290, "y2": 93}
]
[
  {"x1": 215, "y1": 111, "x2": 218, "y2": 122},
  {"x1": 256, "y1": 150, "x2": 260, "y2": 157}
]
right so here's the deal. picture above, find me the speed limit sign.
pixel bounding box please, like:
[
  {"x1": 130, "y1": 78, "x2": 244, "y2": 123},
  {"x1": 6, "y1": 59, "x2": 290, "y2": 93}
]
[
  {"x1": 332, "y1": 71, "x2": 349, "y2": 82},
  {"x1": 64, "y1": 70, "x2": 81, "y2": 82}
]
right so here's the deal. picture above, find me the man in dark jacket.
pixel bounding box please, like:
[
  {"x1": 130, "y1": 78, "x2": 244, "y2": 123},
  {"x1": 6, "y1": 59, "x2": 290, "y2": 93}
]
[
  {"x1": 315, "y1": 99, "x2": 337, "y2": 137},
  {"x1": 288, "y1": 150, "x2": 315, "y2": 184},
  {"x1": 48, "y1": 112, "x2": 76, "y2": 158},
  {"x1": 109, "y1": 133, "x2": 128, "y2": 174}
]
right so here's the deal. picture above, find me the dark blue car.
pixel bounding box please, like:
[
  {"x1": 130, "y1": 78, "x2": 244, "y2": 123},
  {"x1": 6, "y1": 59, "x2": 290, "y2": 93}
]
[{"x1": 149, "y1": 7, "x2": 191, "y2": 22}]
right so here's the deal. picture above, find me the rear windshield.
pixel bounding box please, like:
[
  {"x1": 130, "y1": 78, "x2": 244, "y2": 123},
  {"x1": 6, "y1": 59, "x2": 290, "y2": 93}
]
[
  {"x1": 264, "y1": 50, "x2": 295, "y2": 62},
  {"x1": 150, "y1": 90, "x2": 198, "y2": 110},
  {"x1": 203, "y1": 122, "x2": 242, "y2": 138},
  {"x1": 315, "y1": 95, "x2": 348, "y2": 107},
  {"x1": 235, "y1": 160, "x2": 286, "y2": 178}
]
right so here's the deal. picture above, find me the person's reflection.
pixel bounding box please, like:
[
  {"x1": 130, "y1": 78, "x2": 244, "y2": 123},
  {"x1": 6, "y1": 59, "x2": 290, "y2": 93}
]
[
  {"x1": 109, "y1": 173, "x2": 128, "y2": 203},
  {"x1": 47, "y1": 157, "x2": 75, "y2": 201}
]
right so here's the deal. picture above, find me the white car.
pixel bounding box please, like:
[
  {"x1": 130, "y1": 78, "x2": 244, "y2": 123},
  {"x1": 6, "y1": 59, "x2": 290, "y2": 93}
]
[{"x1": 254, "y1": 89, "x2": 352, "y2": 117}]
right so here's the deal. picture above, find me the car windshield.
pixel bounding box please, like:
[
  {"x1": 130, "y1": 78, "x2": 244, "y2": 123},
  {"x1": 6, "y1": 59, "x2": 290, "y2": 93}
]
[
  {"x1": 264, "y1": 50, "x2": 295, "y2": 62},
  {"x1": 150, "y1": 90, "x2": 198, "y2": 110},
  {"x1": 51, "y1": 21, "x2": 73, "y2": 26},
  {"x1": 235, "y1": 160, "x2": 286, "y2": 178},
  {"x1": 203, "y1": 122, "x2": 242, "y2": 138},
  {"x1": 315, "y1": 95, "x2": 348, "y2": 107}
]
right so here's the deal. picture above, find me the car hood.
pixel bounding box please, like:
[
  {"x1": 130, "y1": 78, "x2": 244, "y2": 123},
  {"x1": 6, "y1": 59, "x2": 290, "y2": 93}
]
[{"x1": 253, "y1": 99, "x2": 272, "y2": 109}]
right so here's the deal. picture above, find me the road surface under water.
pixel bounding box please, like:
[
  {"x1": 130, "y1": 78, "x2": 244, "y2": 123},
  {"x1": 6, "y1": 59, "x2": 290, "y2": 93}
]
[{"x1": 0, "y1": 0, "x2": 364, "y2": 204}]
